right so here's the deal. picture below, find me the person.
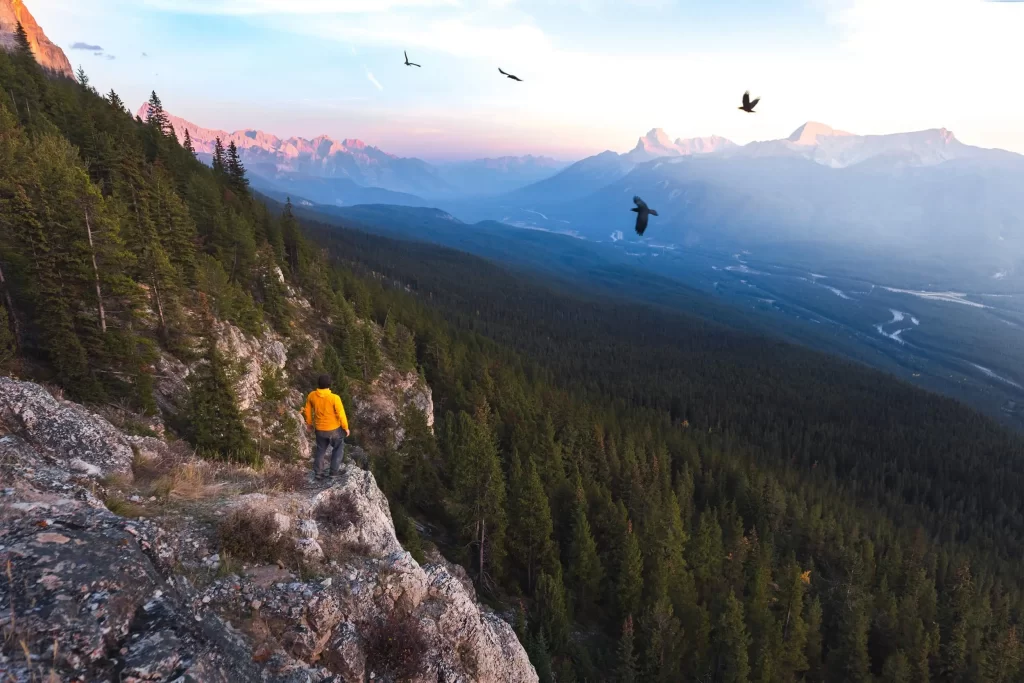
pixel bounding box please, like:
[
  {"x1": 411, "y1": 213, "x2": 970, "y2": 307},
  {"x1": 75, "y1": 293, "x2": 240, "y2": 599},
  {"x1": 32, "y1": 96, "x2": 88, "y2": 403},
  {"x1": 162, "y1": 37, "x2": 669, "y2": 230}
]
[{"x1": 302, "y1": 374, "x2": 350, "y2": 479}]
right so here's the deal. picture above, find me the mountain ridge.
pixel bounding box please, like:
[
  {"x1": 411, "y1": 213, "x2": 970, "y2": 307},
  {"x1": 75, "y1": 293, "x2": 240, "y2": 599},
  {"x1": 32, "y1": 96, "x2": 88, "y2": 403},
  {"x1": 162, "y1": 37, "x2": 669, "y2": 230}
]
[{"x1": 0, "y1": 0, "x2": 73, "y2": 78}]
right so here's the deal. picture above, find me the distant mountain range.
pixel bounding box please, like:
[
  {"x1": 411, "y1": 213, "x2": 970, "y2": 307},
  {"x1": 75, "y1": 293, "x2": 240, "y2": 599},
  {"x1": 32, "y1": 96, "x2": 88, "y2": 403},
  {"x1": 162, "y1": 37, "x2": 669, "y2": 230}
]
[
  {"x1": 498, "y1": 123, "x2": 1024, "y2": 282},
  {"x1": 0, "y1": 0, "x2": 73, "y2": 78},
  {"x1": 136, "y1": 104, "x2": 567, "y2": 202}
]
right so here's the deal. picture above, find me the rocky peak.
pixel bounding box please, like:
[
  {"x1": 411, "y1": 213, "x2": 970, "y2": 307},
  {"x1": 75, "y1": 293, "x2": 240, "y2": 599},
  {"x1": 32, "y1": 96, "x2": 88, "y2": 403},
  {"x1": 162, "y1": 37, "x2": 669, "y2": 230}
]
[
  {"x1": 0, "y1": 0, "x2": 74, "y2": 78},
  {"x1": 787, "y1": 121, "x2": 853, "y2": 146}
]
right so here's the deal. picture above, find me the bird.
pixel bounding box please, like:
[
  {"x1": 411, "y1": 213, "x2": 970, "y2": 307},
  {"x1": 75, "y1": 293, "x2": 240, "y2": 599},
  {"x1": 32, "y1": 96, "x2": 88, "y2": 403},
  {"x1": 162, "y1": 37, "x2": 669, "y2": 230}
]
[
  {"x1": 739, "y1": 90, "x2": 760, "y2": 113},
  {"x1": 631, "y1": 195, "x2": 658, "y2": 236},
  {"x1": 499, "y1": 68, "x2": 523, "y2": 82},
  {"x1": 404, "y1": 51, "x2": 421, "y2": 67}
]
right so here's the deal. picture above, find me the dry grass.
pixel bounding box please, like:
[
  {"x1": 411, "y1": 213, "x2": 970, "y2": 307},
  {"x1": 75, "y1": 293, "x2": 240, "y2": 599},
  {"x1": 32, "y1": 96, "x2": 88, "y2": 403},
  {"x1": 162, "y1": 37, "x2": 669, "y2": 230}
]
[
  {"x1": 218, "y1": 506, "x2": 287, "y2": 563},
  {"x1": 258, "y1": 461, "x2": 309, "y2": 493},
  {"x1": 363, "y1": 611, "x2": 430, "y2": 681},
  {"x1": 103, "y1": 495, "x2": 145, "y2": 518},
  {"x1": 315, "y1": 491, "x2": 360, "y2": 532}
]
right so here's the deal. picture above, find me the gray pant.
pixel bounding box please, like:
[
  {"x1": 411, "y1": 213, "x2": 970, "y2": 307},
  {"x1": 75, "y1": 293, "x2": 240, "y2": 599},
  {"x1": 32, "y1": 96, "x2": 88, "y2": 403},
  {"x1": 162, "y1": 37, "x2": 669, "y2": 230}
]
[{"x1": 313, "y1": 428, "x2": 346, "y2": 476}]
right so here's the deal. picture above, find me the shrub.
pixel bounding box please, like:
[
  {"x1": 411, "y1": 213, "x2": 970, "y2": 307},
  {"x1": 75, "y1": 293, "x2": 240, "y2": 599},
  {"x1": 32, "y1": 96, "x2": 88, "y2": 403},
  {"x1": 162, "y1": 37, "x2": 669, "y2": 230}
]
[
  {"x1": 364, "y1": 611, "x2": 429, "y2": 680},
  {"x1": 218, "y1": 506, "x2": 285, "y2": 563},
  {"x1": 315, "y1": 491, "x2": 360, "y2": 532}
]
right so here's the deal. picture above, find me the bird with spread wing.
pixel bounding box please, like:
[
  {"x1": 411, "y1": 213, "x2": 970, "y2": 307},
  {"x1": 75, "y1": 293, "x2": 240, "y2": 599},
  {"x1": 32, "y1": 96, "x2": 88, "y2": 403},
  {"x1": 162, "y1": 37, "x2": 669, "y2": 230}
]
[{"x1": 631, "y1": 196, "x2": 658, "y2": 236}]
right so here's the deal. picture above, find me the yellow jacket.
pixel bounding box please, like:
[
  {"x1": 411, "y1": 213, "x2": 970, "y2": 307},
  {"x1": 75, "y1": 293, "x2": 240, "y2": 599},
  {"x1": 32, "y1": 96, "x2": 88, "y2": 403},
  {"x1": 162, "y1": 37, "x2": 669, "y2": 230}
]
[{"x1": 303, "y1": 388, "x2": 349, "y2": 432}]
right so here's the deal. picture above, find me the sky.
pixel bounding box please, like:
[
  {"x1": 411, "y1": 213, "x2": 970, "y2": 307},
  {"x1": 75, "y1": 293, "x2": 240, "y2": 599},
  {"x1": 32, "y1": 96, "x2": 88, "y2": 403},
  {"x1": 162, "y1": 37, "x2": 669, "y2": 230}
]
[{"x1": 28, "y1": 0, "x2": 1024, "y2": 162}]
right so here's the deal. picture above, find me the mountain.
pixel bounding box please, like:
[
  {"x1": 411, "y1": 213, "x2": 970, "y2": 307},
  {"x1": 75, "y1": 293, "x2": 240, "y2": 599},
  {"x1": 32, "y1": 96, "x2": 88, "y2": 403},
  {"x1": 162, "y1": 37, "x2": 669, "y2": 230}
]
[
  {"x1": 624, "y1": 128, "x2": 735, "y2": 162},
  {"x1": 137, "y1": 103, "x2": 452, "y2": 197},
  {"x1": 505, "y1": 129, "x2": 735, "y2": 206},
  {"x1": 249, "y1": 172, "x2": 425, "y2": 208},
  {"x1": 729, "y1": 121, "x2": 989, "y2": 169},
  {"x1": 436, "y1": 155, "x2": 567, "y2": 197},
  {"x1": 0, "y1": 0, "x2": 73, "y2": 78}
]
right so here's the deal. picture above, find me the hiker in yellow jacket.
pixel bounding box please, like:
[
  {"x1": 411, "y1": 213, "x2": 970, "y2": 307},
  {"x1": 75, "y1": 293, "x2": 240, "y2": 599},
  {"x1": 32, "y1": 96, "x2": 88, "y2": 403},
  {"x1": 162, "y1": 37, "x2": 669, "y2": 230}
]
[{"x1": 303, "y1": 374, "x2": 350, "y2": 480}]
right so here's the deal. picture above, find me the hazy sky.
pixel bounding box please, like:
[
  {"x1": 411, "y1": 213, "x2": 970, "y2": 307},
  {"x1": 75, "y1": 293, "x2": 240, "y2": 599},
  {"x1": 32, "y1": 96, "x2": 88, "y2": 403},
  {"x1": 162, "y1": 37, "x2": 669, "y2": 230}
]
[{"x1": 30, "y1": 0, "x2": 1024, "y2": 161}]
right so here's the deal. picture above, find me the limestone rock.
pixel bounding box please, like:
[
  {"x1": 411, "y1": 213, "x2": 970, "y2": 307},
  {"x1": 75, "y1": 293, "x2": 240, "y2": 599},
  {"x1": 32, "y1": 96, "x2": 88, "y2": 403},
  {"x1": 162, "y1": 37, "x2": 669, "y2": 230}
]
[
  {"x1": 0, "y1": 376, "x2": 134, "y2": 477},
  {"x1": 0, "y1": 0, "x2": 74, "y2": 78}
]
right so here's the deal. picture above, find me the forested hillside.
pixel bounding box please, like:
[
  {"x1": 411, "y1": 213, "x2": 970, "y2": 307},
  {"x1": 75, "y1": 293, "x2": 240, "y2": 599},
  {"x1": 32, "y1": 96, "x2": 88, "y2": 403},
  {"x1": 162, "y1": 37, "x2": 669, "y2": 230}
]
[{"x1": 3, "y1": 30, "x2": 1024, "y2": 683}]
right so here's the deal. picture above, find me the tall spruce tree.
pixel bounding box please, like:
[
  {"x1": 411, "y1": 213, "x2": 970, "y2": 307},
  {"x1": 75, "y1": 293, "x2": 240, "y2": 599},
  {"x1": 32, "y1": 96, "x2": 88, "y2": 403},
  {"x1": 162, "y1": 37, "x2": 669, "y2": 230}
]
[
  {"x1": 226, "y1": 140, "x2": 248, "y2": 193},
  {"x1": 507, "y1": 451, "x2": 557, "y2": 594},
  {"x1": 107, "y1": 89, "x2": 125, "y2": 112},
  {"x1": 212, "y1": 136, "x2": 226, "y2": 175},
  {"x1": 182, "y1": 128, "x2": 196, "y2": 157},
  {"x1": 146, "y1": 91, "x2": 171, "y2": 135},
  {"x1": 615, "y1": 616, "x2": 639, "y2": 683},
  {"x1": 716, "y1": 589, "x2": 751, "y2": 683},
  {"x1": 446, "y1": 410, "x2": 507, "y2": 585},
  {"x1": 186, "y1": 335, "x2": 255, "y2": 463},
  {"x1": 567, "y1": 480, "x2": 603, "y2": 613}
]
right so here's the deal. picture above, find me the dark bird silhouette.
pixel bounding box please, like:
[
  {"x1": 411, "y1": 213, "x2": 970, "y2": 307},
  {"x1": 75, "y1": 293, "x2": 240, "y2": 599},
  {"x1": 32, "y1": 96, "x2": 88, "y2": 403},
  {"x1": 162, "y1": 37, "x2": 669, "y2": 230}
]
[
  {"x1": 404, "y1": 51, "x2": 421, "y2": 67},
  {"x1": 631, "y1": 195, "x2": 658, "y2": 236},
  {"x1": 499, "y1": 68, "x2": 523, "y2": 82},
  {"x1": 739, "y1": 90, "x2": 760, "y2": 113}
]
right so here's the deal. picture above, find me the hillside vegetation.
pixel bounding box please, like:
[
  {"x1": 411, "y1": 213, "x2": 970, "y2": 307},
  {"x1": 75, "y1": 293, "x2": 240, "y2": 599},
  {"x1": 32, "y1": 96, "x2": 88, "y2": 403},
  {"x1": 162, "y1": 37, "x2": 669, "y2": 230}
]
[{"x1": 3, "y1": 34, "x2": 1024, "y2": 682}]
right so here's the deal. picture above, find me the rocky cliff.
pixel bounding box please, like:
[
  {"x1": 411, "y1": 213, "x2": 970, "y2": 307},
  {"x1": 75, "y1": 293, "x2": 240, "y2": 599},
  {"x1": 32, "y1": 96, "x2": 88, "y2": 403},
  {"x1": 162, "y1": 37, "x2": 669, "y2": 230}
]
[
  {"x1": 0, "y1": 376, "x2": 538, "y2": 682},
  {"x1": 0, "y1": 0, "x2": 73, "y2": 78}
]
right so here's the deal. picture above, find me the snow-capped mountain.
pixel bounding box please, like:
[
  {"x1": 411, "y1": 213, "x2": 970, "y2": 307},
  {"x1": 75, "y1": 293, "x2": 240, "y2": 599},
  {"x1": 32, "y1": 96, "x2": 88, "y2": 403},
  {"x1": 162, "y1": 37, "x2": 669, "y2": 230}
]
[{"x1": 624, "y1": 128, "x2": 736, "y2": 162}]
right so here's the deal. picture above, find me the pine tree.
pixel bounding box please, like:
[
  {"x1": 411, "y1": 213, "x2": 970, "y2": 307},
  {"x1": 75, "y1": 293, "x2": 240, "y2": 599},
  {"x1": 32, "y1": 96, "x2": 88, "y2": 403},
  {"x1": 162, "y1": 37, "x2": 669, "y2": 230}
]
[
  {"x1": 534, "y1": 567, "x2": 570, "y2": 653},
  {"x1": 107, "y1": 89, "x2": 125, "y2": 112},
  {"x1": 716, "y1": 589, "x2": 751, "y2": 683},
  {"x1": 828, "y1": 594, "x2": 872, "y2": 683},
  {"x1": 616, "y1": 512, "x2": 644, "y2": 623},
  {"x1": 146, "y1": 91, "x2": 171, "y2": 135},
  {"x1": 805, "y1": 596, "x2": 824, "y2": 682},
  {"x1": 567, "y1": 481, "x2": 603, "y2": 612},
  {"x1": 507, "y1": 451, "x2": 557, "y2": 594},
  {"x1": 881, "y1": 651, "x2": 911, "y2": 683},
  {"x1": 530, "y1": 629, "x2": 555, "y2": 683},
  {"x1": 212, "y1": 136, "x2": 226, "y2": 175},
  {"x1": 615, "y1": 616, "x2": 638, "y2": 683},
  {"x1": 447, "y1": 410, "x2": 507, "y2": 585},
  {"x1": 778, "y1": 559, "x2": 809, "y2": 678},
  {"x1": 13, "y1": 22, "x2": 32, "y2": 59},
  {"x1": 186, "y1": 335, "x2": 256, "y2": 464},
  {"x1": 182, "y1": 128, "x2": 196, "y2": 157},
  {"x1": 75, "y1": 65, "x2": 89, "y2": 89},
  {"x1": 691, "y1": 508, "x2": 724, "y2": 594},
  {"x1": 642, "y1": 593, "x2": 685, "y2": 683},
  {"x1": 226, "y1": 140, "x2": 248, "y2": 193}
]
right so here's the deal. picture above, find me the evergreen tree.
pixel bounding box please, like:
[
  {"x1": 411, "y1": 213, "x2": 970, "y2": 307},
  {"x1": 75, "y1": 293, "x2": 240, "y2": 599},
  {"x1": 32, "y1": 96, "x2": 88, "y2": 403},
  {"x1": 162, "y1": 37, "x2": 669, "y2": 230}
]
[
  {"x1": 507, "y1": 451, "x2": 557, "y2": 594},
  {"x1": 75, "y1": 65, "x2": 89, "y2": 89},
  {"x1": 642, "y1": 593, "x2": 684, "y2": 683},
  {"x1": 186, "y1": 335, "x2": 256, "y2": 464},
  {"x1": 805, "y1": 596, "x2": 824, "y2": 682},
  {"x1": 146, "y1": 91, "x2": 171, "y2": 135},
  {"x1": 567, "y1": 480, "x2": 603, "y2": 612},
  {"x1": 281, "y1": 197, "x2": 302, "y2": 274},
  {"x1": 212, "y1": 136, "x2": 226, "y2": 175},
  {"x1": 530, "y1": 629, "x2": 555, "y2": 683},
  {"x1": 13, "y1": 22, "x2": 31, "y2": 58},
  {"x1": 716, "y1": 589, "x2": 751, "y2": 683},
  {"x1": 226, "y1": 140, "x2": 248, "y2": 193},
  {"x1": 881, "y1": 651, "x2": 911, "y2": 683},
  {"x1": 534, "y1": 567, "x2": 570, "y2": 653},
  {"x1": 182, "y1": 128, "x2": 196, "y2": 157},
  {"x1": 616, "y1": 513, "x2": 644, "y2": 623},
  {"x1": 828, "y1": 595, "x2": 872, "y2": 683},
  {"x1": 446, "y1": 410, "x2": 507, "y2": 585},
  {"x1": 615, "y1": 616, "x2": 638, "y2": 683},
  {"x1": 107, "y1": 89, "x2": 125, "y2": 112}
]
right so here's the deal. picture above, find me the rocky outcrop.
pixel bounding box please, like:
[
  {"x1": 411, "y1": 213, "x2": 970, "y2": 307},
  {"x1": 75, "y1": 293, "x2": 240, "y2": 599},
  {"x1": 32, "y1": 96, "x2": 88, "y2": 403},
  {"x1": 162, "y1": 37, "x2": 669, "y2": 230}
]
[
  {"x1": 0, "y1": 376, "x2": 134, "y2": 477},
  {"x1": 0, "y1": 0, "x2": 74, "y2": 78},
  {"x1": 351, "y1": 367, "x2": 435, "y2": 449},
  {"x1": 0, "y1": 378, "x2": 537, "y2": 683}
]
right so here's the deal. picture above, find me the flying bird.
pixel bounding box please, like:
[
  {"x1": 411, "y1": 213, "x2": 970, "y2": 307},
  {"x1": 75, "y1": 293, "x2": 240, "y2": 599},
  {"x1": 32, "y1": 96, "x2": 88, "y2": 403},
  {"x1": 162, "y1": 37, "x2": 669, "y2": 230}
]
[
  {"x1": 404, "y1": 51, "x2": 421, "y2": 67},
  {"x1": 631, "y1": 195, "x2": 658, "y2": 236},
  {"x1": 499, "y1": 68, "x2": 523, "y2": 82},
  {"x1": 739, "y1": 90, "x2": 760, "y2": 113}
]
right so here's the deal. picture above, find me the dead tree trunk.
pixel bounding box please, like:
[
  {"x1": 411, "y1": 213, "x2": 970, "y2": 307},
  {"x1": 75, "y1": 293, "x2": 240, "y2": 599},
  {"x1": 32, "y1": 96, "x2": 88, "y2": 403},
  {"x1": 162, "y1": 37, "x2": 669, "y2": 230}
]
[{"x1": 83, "y1": 206, "x2": 107, "y2": 333}]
